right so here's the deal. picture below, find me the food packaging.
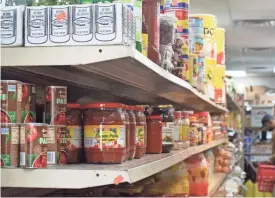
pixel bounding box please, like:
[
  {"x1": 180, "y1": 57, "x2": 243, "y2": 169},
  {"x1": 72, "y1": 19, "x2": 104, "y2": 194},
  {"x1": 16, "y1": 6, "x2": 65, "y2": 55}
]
[{"x1": 160, "y1": 45, "x2": 174, "y2": 72}]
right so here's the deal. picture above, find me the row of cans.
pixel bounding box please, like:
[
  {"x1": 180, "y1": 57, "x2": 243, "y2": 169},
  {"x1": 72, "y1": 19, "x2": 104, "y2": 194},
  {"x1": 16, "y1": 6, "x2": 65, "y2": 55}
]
[{"x1": 1, "y1": 123, "x2": 68, "y2": 168}]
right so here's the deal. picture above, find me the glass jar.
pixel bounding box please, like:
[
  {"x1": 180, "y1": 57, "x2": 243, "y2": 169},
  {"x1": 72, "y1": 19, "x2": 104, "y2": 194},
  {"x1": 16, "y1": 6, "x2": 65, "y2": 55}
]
[
  {"x1": 123, "y1": 105, "x2": 130, "y2": 160},
  {"x1": 173, "y1": 111, "x2": 183, "y2": 150},
  {"x1": 189, "y1": 114, "x2": 198, "y2": 146},
  {"x1": 134, "y1": 106, "x2": 146, "y2": 159},
  {"x1": 152, "y1": 105, "x2": 174, "y2": 153},
  {"x1": 146, "y1": 115, "x2": 162, "y2": 154},
  {"x1": 66, "y1": 103, "x2": 82, "y2": 163},
  {"x1": 126, "y1": 105, "x2": 136, "y2": 160},
  {"x1": 84, "y1": 103, "x2": 126, "y2": 164},
  {"x1": 181, "y1": 111, "x2": 190, "y2": 143},
  {"x1": 198, "y1": 112, "x2": 210, "y2": 126}
]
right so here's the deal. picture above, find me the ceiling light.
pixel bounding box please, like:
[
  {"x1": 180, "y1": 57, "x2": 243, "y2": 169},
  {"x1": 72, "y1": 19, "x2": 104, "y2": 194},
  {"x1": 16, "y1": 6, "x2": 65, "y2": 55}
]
[{"x1": 225, "y1": 70, "x2": 247, "y2": 78}]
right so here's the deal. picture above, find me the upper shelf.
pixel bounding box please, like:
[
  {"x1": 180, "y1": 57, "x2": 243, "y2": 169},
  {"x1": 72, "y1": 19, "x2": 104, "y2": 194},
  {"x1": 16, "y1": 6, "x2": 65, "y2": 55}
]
[
  {"x1": 1, "y1": 138, "x2": 227, "y2": 189},
  {"x1": 1, "y1": 45, "x2": 228, "y2": 112}
]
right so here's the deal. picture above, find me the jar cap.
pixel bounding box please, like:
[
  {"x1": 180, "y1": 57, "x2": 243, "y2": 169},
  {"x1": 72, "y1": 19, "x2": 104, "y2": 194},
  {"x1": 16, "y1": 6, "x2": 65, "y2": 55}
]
[
  {"x1": 147, "y1": 115, "x2": 162, "y2": 120},
  {"x1": 134, "y1": 106, "x2": 145, "y2": 111},
  {"x1": 198, "y1": 112, "x2": 209, "y2": 117},
  {"x1": 67, "y1": 103, "x2": 81, "y2": 109},
  {"x1": 85, "y1": 103, "x2": 123, "y2": 109},
  {"x1": 174, "y1": 111, "x2": 181, "y2": 119}
]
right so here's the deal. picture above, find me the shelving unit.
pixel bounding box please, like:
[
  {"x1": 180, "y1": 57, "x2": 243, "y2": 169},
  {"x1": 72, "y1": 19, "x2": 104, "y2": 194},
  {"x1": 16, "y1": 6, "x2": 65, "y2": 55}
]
[
  {"x1": 2, "y1": 138, "x2": 228, "y2": 189},
  {"x1": 1, "y1": 46, "x2": 228, "y2": 112}
]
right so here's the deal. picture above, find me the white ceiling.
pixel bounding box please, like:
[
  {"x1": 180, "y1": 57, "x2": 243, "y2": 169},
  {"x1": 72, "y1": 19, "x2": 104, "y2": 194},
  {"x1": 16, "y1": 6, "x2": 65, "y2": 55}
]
[{"x1": 190, "y1": 0, "x2": 275, "y2": 87}]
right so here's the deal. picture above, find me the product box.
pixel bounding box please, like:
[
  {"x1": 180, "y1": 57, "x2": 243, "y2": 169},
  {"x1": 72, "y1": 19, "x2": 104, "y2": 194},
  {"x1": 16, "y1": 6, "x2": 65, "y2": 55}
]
[
  {"x1": 251, "y1": 105, "x2": 275, "y2": 128},
  {"x1": 245, "y1": 85, "x2": 266, "y2": 101},
  {"x1": 0, "y1": 6, "x2": 24, "y2": 47}
]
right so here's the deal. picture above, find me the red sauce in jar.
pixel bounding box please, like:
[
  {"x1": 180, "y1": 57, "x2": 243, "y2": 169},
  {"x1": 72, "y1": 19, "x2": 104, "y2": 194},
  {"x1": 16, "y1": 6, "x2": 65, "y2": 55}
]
[
  {"x1": 126, "y1": 105, "x2": 136, "y2": 160},
  {"x1": 122, "y1": 105, "x2": 130, "y2": 160},
  {"x1": 83, "y1": 103, "x2": 126, "y2": 164},
  {"x1": 134, "y1": 106, "x2": 146, "y2": 159},
  {"x1": 146, "y1": 115, "x2": 162, "y2": 154}
]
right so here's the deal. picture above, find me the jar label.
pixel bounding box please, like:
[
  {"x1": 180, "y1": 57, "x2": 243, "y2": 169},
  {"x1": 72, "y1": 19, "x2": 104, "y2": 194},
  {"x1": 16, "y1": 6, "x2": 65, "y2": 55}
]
[
  {"x1": 135, "y1": 125, "x2": 145, "y2": 146},
  {"x1": 67, "y1": 126, "x2": 81, "y2": 148},
  {"x1": 162, "y1": 122, "x2": 174, "y2": 144},
  {"x1": 173, "y1": 125, "x2": 180, "y2": 141},
  {"x1": 84, "y1": 125, "x2": 126, "y2": 149}
]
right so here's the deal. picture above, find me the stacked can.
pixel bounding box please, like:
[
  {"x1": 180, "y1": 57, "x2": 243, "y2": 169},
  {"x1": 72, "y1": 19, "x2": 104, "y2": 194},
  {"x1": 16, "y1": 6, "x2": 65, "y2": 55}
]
[
  {"x1": 161, "y1": 0, "x2": 190, "y2": 80},
  {"x1": 189, "y1": 16, "x2": 204, "y2": 91}
]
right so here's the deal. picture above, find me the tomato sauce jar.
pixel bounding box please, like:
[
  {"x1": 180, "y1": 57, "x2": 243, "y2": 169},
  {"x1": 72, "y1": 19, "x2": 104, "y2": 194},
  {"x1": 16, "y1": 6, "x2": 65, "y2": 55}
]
[
  {"x1": 84, "y1": 103, "x2": 127, "y2": 164},
  {"x1": 66, "y1": 103, "x2": 82, "y2": 164},
  {"x1": 126, "y1": 105, "x2": 136, "y2": 160},
  {"x1": 146, "y1": 115, "x2": 162, "y2": 154},
  {"x1": 134, "y1": 106, "x2": 146, "y2": 159},
  {"x1": 122, "y1": 105, "x2": 130, "y2": 160},
  {"x1": 198, "y1": 112, "x2": 210, "y2": 126}
]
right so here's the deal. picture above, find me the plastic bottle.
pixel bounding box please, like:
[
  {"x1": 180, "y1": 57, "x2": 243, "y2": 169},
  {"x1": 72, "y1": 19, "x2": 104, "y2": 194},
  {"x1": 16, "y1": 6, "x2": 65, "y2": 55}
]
[
  {"x1": 181, "y1": 111, "x2": 190, "y2": 148},
  {"x1": 173, "y1": 111, "x2": 183, "y2": 150}
]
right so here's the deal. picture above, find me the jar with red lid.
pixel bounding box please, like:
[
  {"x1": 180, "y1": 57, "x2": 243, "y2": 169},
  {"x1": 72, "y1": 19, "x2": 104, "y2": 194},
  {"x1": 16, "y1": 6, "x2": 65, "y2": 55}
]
[
  {"x1": 83, "y1": 103, "x2": 126, "y2": 164},
  {"x1": 123, "y1": 105, "x2": 130, "y2": 160},
  {"x1": 198, "y1": 112, "x2": 210, "y2": 126},
  {"x1": 66, "y1": 103, "x2": 82, "y2": 163},
  {"x1": 126, "y1": 106, "x2": 136, "y2": 160},
  {"x1": 146, "y1": 115, "x2": 162, "y2": 154},
  {"x1": 133, "y1": 106, "x2": 147, "y2": 159}
]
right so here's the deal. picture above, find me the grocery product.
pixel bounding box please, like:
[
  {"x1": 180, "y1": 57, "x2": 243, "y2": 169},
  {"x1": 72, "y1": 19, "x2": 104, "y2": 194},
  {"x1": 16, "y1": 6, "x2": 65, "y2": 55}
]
[
  {"x1": 216, "y1": 27, "x2": 225, "y2": 65},
  {"x1": 180, "y1": 111, "x2": 190, "y2": 144},
  {"x1": 45, "y1": 86, "x2": 67, "y2": 125},
  {"x1": 213, "y1": 146, "x2": 232, "y2": 173},
  {"x1": 57, "y1": 125, "x2": 69, "y2": 165},
  {"x1": 160, "y1": 45, "x2": 174, "y2": 71},
  {"x1": 134, "y1": 106, "x2": 146, "y2": 158},
  {"x1": 126, "y1": 105, "x2": 136, "y2": 160},
  {"x1": 84, "y1": 103, "x2": 127, "y2": 164},
  {"x1": 0, "y1": 6, "x2": 24, "y2": 47},
  {"x1": 198, "y1": 111, "x2": 210, "y2": 126},
  {"x1": 197, "y1": 54, "x2": 206, "y2": 92},
  {"x1": 204, "y1": 57, "x2": 216, "y2": 99},
  {"x1": 143, "y1": 0, "x2": 161, "y2": 64},
  {"x1": 186, "y1": 154, "x2": 209, "y2": 196},
  {"x1": 146, "y1": 115, "x2": 162, "y2": 154},
  {"x1": 162, "y1": 0, "x2": 189, "y2": 10},
  {"x1": 1, "y1": 123, "x2": 20, "y2": 167},
  {"x1": 122, "y1": 105, "x2": 130, "y2": 160},
  {"x1": 172, "y1": 37, "x2": 189, "y2": 69},
  {"x1": 189, "y1": 114, "x2": 198, "y2": 146},
  {"x1": 205, "y1": 149, "x2": 214, "y2": 185},
  {"x1": 152, "y1": 105, "x2": 174, "y2": 153},
  {"x1": 142, "y1": 14, "x2": 149, "y2": 57},
  {"x1": 46, "y1": 125, "x2": 59, "y2": 166},
  {"x1": 20, "y1": 123, "x2": 48, "y2": 168},
  {"x1": 21, "y1": 83, "x2": 36, "y2": 123},
  {"x1": 173, "y1": 111, "x2": 183, "y2": 150},
  {"x1": 66, "y1": 103, "x2": 82, "y2": 163},
  {"x1": 1, "y1": 80, "x2": 22, "y2": 123},
  {"x1": 159, "y1": 15, "x2": 176, "y2": 45}
]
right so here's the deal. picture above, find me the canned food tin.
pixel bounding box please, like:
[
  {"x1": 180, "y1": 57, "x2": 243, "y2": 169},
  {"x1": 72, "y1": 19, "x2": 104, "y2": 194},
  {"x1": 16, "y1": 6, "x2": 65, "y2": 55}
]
[
  {"x1": 165, "y1": 9, "x2": 188, "y2": 34},
  {"x1": 190, "y1": 36, "x2": 204, "y2": 54},
  {"x1": 47, "y1": 125, "x2": 60, "y2": 166},
  {"x1": 189, "y1": 16, "x2": 203, "y2": 27},
  {"x1": 189, "y1": 26, "x2": 204, "y2": 37},
  {"x1": 45, "y1": 86, "x2": 67, "y2": 125},
  {"x1": 1, "y1": 123, "x2": 20, "y2": 168},
  {"x1": 56, "y1": 125, "x2": 69, "y2": 165},
  {"x1": 20, "y1": 123, "x2": 48, "y2": 168},
  {"x1": 1, "y1": 80, "x2": 22, "y2": 123},
  {"x1": 163, "y1": 0, "x2": 189, "y2": 10},
  {"x1": 21, "y1": 83, "x2": 36, "y2": 123}
]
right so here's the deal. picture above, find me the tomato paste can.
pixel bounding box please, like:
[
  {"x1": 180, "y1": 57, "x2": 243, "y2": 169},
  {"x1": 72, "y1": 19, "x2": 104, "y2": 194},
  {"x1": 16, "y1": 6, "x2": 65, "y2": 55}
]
[
  {"x1": 66, "y1": 103, "x2": 82, "y2": 163},
  {"x1": 20, "y1": 123, "x2": 48, "y2": 168},
  {"x1": 55, "y1": 125, "x2": 69, "y2": 165},
  {"x1": 1, "y1": 80, "x2": 22, "y2": 123},
  {"x1": 1, "y1": 123, "x2": 20, "y2": 168},
  {"x1": 47, "y1": 125, "x2": 60, "y2": 166},
  {"x1": 45, "y1": 86, "x2": 67, "y2": 125},
  {"x1": 21, "y1": 83, "x2": 36, "y2": 123}
]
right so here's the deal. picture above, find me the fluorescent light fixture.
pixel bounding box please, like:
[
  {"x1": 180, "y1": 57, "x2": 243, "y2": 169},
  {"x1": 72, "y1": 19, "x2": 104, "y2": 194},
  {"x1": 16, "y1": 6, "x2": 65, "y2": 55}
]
[{"x1": 225, "y1": 70, "x2": 247, "y2": 77}]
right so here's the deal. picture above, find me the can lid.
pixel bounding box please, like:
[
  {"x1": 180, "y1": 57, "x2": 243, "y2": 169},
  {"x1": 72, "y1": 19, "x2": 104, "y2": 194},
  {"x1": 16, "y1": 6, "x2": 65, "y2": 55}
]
[
  {"x1": 85, "y1": 103, "x2": 124, "y2": 109},
  {"x1": 147, "y1": 115, "x2": 162, "y2": 120},
  {"x1": 174, "y1": 111, "x2": 181, "y2": 119},
  {"x1": 67, "y1": 103, "x2": 81, "y2": 109}
]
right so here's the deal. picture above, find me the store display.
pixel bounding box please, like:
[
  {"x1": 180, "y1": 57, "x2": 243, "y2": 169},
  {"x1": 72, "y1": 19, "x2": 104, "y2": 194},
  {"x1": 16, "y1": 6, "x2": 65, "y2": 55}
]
[{"x1": 1, "y1": 123, "x2": 20, "y2": 167}]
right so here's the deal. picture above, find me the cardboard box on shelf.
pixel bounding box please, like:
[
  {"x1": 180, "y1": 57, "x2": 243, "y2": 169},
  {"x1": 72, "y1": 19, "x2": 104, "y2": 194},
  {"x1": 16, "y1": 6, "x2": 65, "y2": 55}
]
[{"x1": 1, "y1": 6, "x2": 24, "y2": 47}]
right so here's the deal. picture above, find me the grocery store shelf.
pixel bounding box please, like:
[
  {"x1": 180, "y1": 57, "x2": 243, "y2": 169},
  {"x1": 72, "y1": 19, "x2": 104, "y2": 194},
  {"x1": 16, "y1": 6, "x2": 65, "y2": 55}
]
[
  {"x1": 1, "y1": 138, "x2": 228, "y2": 189},
  {"x1": 1, "y1": 46, "x2": 228, "y2": 112},
  {"x1": 226, "y1": 93, "x2": 243, "y2": 112}
]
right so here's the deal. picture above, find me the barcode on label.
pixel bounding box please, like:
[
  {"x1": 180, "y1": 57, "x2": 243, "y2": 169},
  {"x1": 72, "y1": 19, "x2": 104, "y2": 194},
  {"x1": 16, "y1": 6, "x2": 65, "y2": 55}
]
[
  {"x1": 47, "y1": 152, "x2": 55, "y2": 164},
  {"x1": 20, "y1": 152, "x2": 25, "y2": 166}
]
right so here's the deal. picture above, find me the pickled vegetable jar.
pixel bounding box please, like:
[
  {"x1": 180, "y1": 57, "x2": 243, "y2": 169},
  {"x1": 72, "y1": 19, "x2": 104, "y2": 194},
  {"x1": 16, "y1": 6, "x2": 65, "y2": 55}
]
[
  {"x1": 84, "y1": 103, "x2": 126, "y2": 164},
  {"x1": 134, "y1": 106, "x2": 147, "y2": 159},
  {"x1": 146, "y1": 115, "x2": 162, "y2": 154}
]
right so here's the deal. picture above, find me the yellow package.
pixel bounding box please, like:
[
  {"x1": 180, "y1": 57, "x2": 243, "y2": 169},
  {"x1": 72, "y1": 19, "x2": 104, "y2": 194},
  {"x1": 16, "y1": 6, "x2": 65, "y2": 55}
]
[
  {"x1": 213, "y1": 64, "x2": 225, "y2": 89},
  {"x1": 216, "y1": 28, "x2": 225, "y2": 64},
  {"x1": 188, "y1": 53, "x2": 197, "y2": 84},
  {"x1": 204, "y1": 57, "x2": 216, "y2": 99}
]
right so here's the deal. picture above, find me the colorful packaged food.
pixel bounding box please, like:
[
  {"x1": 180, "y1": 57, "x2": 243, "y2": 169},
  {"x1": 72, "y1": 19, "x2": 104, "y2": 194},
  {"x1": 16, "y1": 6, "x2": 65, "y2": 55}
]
[
  {"x1": 173, "y1": 37, "x2": 189, "y2": 69},
  {"x1": 173, "y1": 111, "x2": 183, "y2": 150},
  {"x1": 1, "y1": 80, "x2": 22, "y2": 123},
  {"x1": 142, "y1": 14, "x2": 149, "y2": 57},
  {"x1": 66, "y1": 103, "x2": 82, "y2": 163},
  {"x1": 56, "y1": 125, "x2": 69, "y2": 165},
  {"x1": 84, "y1": 103, "x2": 127, "y2": 164},
  {"x1": 152, "y1": 105, "x2": 174, "y2": 153},
  {"x1": 45, "y1": 86, "x2": 67, "y2": 125},
  {"x1": 134, "y1": 106, "x2": 146, "y2": 159},
  {"x1": 21, "y1": 83, "x2": 36, "y2": 123},
  {"x1": 186, "y1": 154, "x2": 209, "y2": 196},
  {"x1": 20, "y1": 123, "x2": 48, "y2": 168},
  {"x1": 162, "y1": 0, "x2": 189, "y2": 10},
  {"x1": 1, "y1": 123, "x2": 20, "y2": 167},
  {"x1": 189, "y1": 114, "x2": 198, "y2": 146},
  {"x1": 160, "y1": 15, "x2": 176, "y2": 45},
  {"x1": 126, "y1": 105, "x2": 136, "y2": 160},
  {"x1": 122, "y1": 105, "x2": 130, "y2": 160},
  {"x1": 180, "y1": 111, "x2": 190, "y2": 143},
  {"x1": 47, "y1": 125, "x2": 59, "y2": 166},
  {"x1": 146, "y1": 115, "x2": 162, "y2": 154},
  {"x1": 198, "y1": 112, "x2": 210, "y2": 126},
  {"x1": 216, "y1": 27, "x2": 225, "y2": 65},
  {"x1": 165, "y1": 9, "x2": 188, "y2": 35},
  {"x1": 160, "y1": 45, "x2": 174, "y2": 72}
]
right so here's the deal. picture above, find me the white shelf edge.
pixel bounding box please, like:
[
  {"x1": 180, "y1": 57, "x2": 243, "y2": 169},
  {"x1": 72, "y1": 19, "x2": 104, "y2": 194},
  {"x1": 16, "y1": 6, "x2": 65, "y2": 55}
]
[{"x1": 1, "y1": 138, "x2": 228, "y2": 189}]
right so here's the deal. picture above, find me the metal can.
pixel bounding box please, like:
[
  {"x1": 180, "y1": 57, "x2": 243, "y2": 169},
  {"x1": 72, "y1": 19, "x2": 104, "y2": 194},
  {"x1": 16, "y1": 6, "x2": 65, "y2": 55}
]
[
  {"x1": 1, "y1": 80, "x2": 22, "y2": 123},
  {"x1": 20, "y1": 123, "x2": 48, "y2": 168},
  {"x1": 21, "y1": 83, "x2": 36, "y2": 123},
  {"x1": 47, "y1": 125, "x2": 60, "y2": 166},
  {"x1": 56, "y1": 125, "x2": 69, "y2": 165},
  {"x1": 1, "y1": 123, "x2": 20, "y2": 168},
  {"x1": 45, "y1": 86, "x2": 67, "y2": 125}
]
